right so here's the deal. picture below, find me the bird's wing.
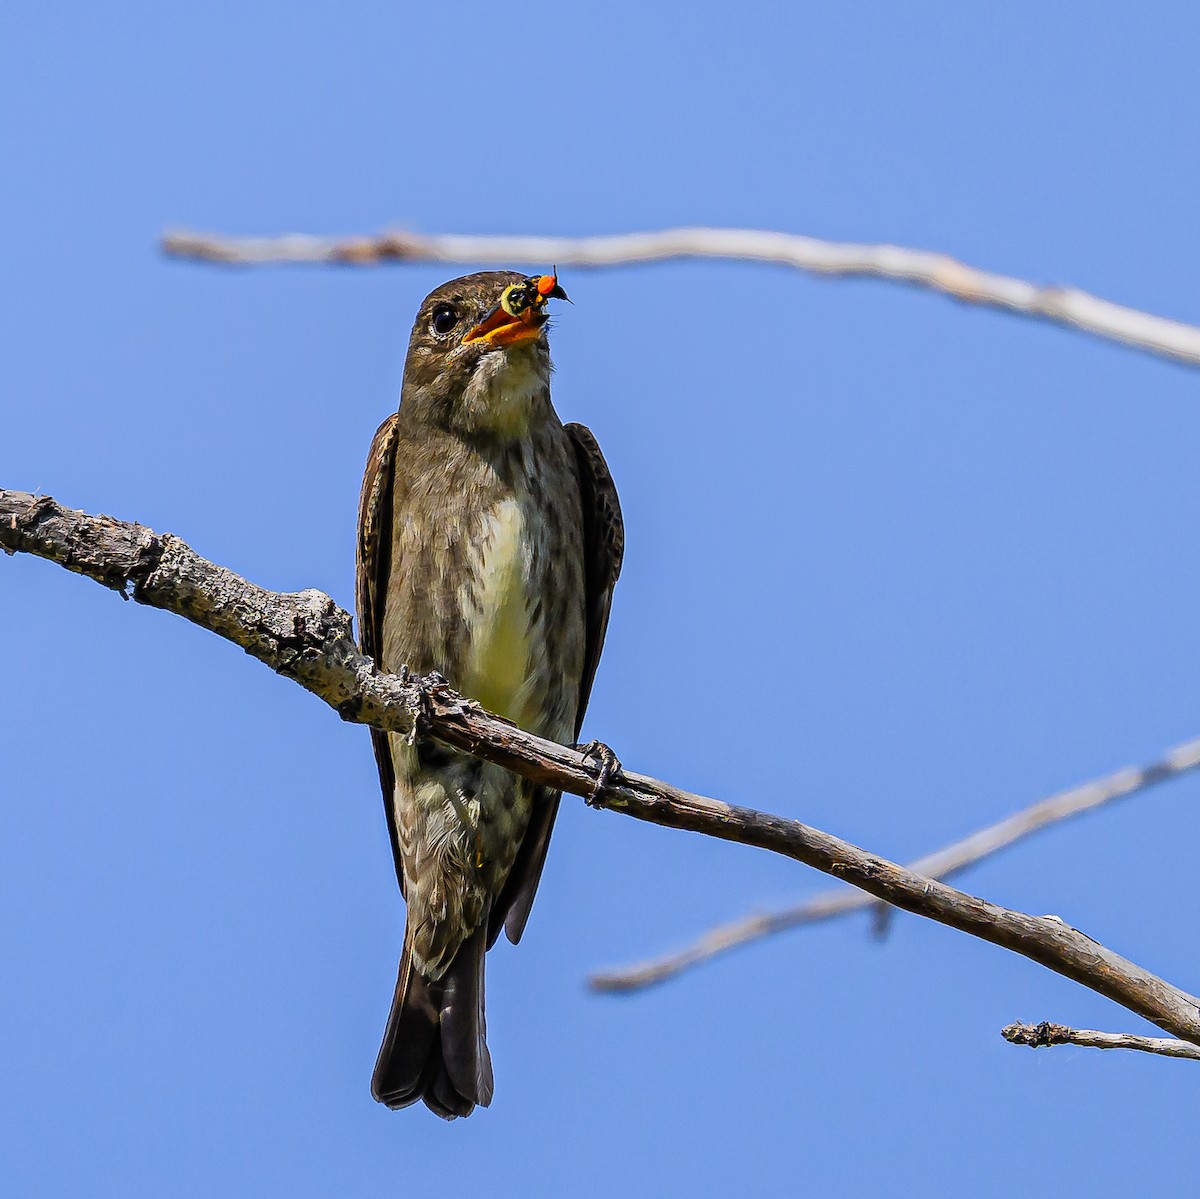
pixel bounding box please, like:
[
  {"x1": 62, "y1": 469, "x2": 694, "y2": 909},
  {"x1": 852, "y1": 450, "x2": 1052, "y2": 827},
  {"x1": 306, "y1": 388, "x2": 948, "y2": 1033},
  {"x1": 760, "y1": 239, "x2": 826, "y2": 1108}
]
[
  {"x1": 563, "y1": 421, "x2": 625, "y2": 729},
  {"x1": 495, "y1": 421, "x2": 625, "y2": 945},
  {"x1": 356, "y1": 410, "x2": 405, "y2": 895}
]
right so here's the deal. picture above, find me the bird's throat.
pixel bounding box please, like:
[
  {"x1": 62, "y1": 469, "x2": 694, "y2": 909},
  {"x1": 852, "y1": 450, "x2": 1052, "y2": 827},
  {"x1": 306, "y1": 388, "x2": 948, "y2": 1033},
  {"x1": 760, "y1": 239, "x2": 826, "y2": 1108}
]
[{"x1": 458, "y1": 348, "x2": 547, "y2": 439}]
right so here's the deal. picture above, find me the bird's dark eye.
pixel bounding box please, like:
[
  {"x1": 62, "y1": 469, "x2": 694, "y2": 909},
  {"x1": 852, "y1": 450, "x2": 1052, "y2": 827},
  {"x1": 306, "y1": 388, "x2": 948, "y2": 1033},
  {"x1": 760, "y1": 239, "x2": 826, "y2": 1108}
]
[{"x1": 430, "y1": 305, "x2": 459, "y2": 336}]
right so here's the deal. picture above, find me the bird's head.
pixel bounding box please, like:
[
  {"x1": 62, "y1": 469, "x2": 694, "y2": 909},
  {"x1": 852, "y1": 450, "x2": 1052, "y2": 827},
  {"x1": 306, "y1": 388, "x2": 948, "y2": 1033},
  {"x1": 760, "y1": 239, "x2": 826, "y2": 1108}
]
[{"x1": 400, "y1": 270, "x2": 570, "y2": 438}]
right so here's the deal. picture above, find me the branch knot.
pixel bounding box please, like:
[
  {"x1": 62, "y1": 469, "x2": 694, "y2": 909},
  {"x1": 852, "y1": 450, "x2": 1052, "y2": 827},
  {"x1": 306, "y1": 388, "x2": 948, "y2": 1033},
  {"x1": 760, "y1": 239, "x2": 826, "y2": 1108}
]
[{"x1": 1002, "y1": 1021, "x2": 1072, "y2": 1048}]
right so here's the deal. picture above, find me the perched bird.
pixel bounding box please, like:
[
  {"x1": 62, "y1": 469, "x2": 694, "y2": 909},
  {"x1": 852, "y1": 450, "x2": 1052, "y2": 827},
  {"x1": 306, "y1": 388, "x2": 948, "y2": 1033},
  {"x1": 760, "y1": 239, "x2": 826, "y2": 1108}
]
[{"x1": 356, "y1": 271, "x2": 623, "y2": 1118}]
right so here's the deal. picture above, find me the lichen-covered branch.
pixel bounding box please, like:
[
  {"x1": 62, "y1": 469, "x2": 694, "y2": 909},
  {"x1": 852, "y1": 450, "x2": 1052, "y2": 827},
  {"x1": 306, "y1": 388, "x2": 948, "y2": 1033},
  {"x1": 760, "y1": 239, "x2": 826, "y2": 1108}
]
[
  {"x1": 160, "y1": 226, "x2": 1200, "y2": 368},
  {"x1": 5, "y1": 486, "x2": 1200, "y2": 1050},
  {"x1": 1002, "y1": 1022, "x2": 1200, "y2": 1061},
  {"x1": 591, "y1": 736, "x2": 1200, "y2": 991}
]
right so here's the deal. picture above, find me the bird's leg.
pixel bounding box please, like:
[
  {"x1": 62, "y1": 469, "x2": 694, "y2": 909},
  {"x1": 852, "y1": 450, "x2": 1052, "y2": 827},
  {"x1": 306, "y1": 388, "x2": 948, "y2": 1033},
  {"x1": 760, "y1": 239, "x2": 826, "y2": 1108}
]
[
  {"x1": 577, "y1": 739, "x2": 624, "y2": 807},
  {"x1": 399, "y1": 665, "x2": 442, "y2": 746}
]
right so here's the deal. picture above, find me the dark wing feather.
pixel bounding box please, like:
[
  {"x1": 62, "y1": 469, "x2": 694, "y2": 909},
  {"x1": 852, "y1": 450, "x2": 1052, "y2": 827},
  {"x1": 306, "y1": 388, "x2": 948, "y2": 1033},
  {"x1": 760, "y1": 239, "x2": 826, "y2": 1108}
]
[
  {"x1": 563, "y1": 422, "x2": 625, "y2": 729},
  {"x1": 494, "y1": 421, "x2": 624, "y2": 945},
  {"x1": 356, "y1": 411, "x2": 405, "y2": 894}
]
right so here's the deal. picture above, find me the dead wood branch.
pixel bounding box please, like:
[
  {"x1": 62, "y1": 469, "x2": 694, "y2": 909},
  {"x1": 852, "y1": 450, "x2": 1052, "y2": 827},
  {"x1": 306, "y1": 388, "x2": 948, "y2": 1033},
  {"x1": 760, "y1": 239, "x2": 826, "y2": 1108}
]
[
  {"x1": 591, "y1": 737, "x2": 1200, "y2": 991},
  {"x1": 1003, "y1": 1021, "x2": 1200, "y2": 1061},
  {"x1": 161, "y1": 226, "x2": 1200, "y2": 367},
  {"x1": 5, "y1": 486, "x2": 1200, "y2": 1050}
]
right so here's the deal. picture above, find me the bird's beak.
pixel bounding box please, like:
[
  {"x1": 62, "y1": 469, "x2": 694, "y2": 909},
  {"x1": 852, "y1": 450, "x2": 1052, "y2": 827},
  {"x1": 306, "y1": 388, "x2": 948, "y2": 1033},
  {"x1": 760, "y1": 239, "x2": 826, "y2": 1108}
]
[
  {"x1": 462, "y1": 273, "x2": 570, "y2": 348},
  {"x1": 462, "y1": 306, "x2": 545, "y2": 348}
]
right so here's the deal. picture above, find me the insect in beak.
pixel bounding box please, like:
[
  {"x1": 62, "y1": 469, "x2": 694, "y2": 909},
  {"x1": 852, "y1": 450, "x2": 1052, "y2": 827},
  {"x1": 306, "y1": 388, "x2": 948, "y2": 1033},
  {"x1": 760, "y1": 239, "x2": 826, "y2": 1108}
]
[{"x1": 462, "y1": 271, "x2": 571, "y2": 346}]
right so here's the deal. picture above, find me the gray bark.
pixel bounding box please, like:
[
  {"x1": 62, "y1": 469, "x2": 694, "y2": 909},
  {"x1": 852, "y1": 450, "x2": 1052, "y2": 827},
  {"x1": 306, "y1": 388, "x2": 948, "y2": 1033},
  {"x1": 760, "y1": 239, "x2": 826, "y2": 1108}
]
[{"x1": 5, "y1": 486, "x2": 1200, "y2": 1050}]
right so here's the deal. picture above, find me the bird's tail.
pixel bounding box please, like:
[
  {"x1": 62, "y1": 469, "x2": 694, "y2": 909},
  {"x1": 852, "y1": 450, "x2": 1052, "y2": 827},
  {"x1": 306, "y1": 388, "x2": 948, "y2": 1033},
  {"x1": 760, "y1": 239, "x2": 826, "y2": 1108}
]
[{"x1": 370, "y1": 926, "x2": 494, "y2": 1119}]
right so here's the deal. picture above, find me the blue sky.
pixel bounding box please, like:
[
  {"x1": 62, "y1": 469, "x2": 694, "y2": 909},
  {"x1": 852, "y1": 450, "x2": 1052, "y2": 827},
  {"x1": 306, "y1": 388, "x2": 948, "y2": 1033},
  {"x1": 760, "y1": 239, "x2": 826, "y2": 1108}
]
[{"x1": 4, "y1": 3, "x2": 1200, "y2": 1195}]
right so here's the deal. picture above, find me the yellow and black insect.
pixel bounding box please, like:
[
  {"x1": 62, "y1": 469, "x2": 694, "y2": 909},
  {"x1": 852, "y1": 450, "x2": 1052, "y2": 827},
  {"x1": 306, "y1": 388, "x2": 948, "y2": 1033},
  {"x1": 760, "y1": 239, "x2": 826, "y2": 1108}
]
[
  {"x1": 498, "y1": 271, "x2": 571, "y2": 318},
  {"x1": 462, "y1": 269, "x2": 572, "y2": 346}
]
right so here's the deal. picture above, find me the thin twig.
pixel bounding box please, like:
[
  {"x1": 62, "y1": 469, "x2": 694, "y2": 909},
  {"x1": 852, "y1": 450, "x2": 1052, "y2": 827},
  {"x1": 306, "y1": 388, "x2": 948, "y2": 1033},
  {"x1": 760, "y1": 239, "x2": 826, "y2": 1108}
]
[
  {"x1": 5, "y1": 485, "x2": 1200, "y2": 1048},
  {"x1": 1002, "y1": 1022, "x2": 1200, "y2": 1061},
  {"x1": 590, "y1": 738, "x2": 1200, "y2": 992},
  {"x1": 160, "y1": 226, "x2": 1200, "y2": 368}
]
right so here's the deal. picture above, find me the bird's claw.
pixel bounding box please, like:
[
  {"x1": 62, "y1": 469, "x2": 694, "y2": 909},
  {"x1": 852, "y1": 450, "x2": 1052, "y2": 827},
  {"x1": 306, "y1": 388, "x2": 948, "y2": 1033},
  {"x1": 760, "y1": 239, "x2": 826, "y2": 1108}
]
[
  {"x1": 578, "y1": 739, "x2": 623, "y2": 806},
  {"x1": 399, "y1": 665, "x2": 436, "y2": 746}
]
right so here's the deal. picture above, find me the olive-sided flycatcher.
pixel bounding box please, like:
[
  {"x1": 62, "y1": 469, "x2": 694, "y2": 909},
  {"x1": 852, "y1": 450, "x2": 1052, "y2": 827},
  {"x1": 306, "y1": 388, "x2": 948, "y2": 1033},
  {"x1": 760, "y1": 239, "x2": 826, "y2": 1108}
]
[{"x1": 356, "y1": 271, "x2": 623, "y2": 1118}]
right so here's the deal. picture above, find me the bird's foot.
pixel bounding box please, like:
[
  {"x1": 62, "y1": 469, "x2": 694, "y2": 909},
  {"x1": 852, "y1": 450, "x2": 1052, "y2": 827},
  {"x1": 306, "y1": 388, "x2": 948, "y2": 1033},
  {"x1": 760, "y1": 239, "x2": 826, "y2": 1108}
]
[
  {"x1": 578, "y1": 739, "x2": 623, "y2": 807},
  {"x1": 399, "y1": 666, "x2": 444, "y2": 746}
]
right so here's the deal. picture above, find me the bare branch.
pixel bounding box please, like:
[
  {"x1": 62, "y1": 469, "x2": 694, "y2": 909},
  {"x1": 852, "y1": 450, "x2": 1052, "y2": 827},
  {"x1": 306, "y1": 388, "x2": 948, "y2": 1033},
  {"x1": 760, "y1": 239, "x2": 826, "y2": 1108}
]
[
  {"x1": 6, "y1": 485, "x2": 1200, "y2": 1048},
  {"x1": 1002, "y1": 1021, "x2": 1200, "y2": 1061},
  {"x1": 160, "y1": 226, "x2": 1200, "y2": 368},
  {"x1": 591, "y1": 737, "x2": 1200, "y2": 991}
]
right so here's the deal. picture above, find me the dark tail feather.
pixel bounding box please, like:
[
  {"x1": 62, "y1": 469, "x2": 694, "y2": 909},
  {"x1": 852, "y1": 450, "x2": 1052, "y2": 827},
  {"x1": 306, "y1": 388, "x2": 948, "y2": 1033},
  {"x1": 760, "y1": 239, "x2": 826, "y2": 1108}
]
[
  {"x1": 370, "y1": 941, "x2": 442, "y2": 1112},
  {"x1": 371, "y1": 929, "x2": 493, "y2": 1119}
]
